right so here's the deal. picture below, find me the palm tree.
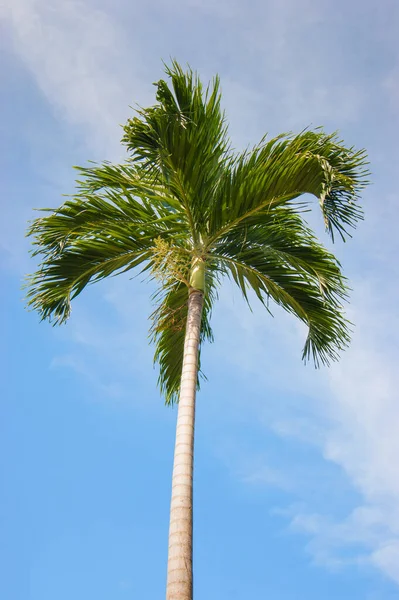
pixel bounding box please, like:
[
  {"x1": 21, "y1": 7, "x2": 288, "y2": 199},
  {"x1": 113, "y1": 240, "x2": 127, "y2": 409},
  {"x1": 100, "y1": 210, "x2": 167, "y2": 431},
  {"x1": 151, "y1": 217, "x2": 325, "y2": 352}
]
[{"x1": 26, "y1": 61, "x2": 369, "y2": 600}]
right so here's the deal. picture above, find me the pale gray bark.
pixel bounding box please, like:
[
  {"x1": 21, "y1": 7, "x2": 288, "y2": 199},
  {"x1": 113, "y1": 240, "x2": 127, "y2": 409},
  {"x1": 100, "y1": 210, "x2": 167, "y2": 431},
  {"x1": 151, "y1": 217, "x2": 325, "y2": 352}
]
[{"x1": 166, "y1": 289, "x2": 204, "y2": 600}]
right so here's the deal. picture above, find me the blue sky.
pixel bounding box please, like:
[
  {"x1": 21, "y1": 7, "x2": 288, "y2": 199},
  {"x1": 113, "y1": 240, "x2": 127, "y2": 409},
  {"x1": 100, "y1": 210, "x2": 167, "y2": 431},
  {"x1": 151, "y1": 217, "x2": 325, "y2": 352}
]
[{"x1": 2, "y1": 0, "x2": 399, "y2": 598}]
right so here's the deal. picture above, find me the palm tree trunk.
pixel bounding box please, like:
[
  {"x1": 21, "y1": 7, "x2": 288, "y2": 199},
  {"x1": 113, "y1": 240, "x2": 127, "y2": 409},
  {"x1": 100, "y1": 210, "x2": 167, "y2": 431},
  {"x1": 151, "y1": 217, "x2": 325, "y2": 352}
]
[{"x1": 166, "y1": 287, "x2": 204, "y2": 600}]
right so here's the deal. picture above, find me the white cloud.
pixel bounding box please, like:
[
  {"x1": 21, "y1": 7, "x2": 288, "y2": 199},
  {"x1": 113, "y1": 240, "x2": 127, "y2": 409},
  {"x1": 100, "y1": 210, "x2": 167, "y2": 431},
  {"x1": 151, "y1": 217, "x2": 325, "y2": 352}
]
[
  {"x1": 309, "y1": 299, "x2": 399, "y2": 581},
  {"x1": 2, "y1": 0, "x2": 149, "y2": 156},
  {"x1": 218, "y1": 270, "x2": 399, "y2": 584},
  {"x1": 372, "y1": 543, "x2": 399, "y2": 585}
]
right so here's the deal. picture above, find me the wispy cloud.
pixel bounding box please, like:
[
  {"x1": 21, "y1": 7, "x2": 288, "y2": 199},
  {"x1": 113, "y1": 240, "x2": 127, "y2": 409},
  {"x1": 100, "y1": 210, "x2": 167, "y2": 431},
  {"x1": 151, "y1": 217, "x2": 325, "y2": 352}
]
[
  {"x1": 287, "y1": 502, "x2": 399, "y2": 583},
  {"x1": 215, "y1": 264, "x2": 399, "y2": 584},
  {"x1": 50, "y1": 353, "x2": 125, "y2": 400},
  {"x1": 2, "y1": 0, "x2": 149, "y2": 156}
]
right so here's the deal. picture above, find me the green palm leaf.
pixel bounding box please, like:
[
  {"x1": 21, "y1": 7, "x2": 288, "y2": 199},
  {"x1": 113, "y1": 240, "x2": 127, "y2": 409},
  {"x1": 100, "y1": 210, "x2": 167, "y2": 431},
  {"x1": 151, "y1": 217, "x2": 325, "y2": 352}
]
[{"x1": 150, "y1": 268, "x2": 218, "y2": 405}]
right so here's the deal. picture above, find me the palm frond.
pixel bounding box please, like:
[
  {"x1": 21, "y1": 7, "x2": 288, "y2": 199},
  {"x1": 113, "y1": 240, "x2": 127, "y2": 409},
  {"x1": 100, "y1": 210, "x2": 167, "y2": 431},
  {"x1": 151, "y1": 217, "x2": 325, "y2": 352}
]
[
  {"x1": 122, "y1": 60, "x2": 231, "y2": 240},
  {"x1": 212, "y1": 210, "x2": 351, "y2": 365},
  {"x1": 25, "y1": 183, "x2": 185, "y2": 324},
  {"x1": 150, "y1": 269, "x2": 218, "y2": 405},
  {"x1": 208, "y1": 129, "x2": 369, "y2": 243}
]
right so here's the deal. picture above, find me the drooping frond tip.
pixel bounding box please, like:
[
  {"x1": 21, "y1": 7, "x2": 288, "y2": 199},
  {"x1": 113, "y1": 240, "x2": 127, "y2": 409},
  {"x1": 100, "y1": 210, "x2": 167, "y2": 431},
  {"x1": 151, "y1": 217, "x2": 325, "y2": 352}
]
[
  {"x1": 303, "y1": 130, "x2": 370, "y2": 242},
  {"x1": 205, "y1": 128, "x2": 369, "y2": 245},
  {"x1": 283, "y1": 129, "x2": 370, "y2": 241},
  {"x1": 212, "y1": 208, "x2": 356, "y2": 368}
]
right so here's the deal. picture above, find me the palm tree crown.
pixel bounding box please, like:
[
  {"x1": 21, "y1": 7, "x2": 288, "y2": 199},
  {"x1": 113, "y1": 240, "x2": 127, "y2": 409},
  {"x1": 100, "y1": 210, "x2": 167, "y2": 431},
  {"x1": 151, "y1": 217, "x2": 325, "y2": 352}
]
[{"x1": 26, "y1": 60, "x2": 369, "y2": 404}]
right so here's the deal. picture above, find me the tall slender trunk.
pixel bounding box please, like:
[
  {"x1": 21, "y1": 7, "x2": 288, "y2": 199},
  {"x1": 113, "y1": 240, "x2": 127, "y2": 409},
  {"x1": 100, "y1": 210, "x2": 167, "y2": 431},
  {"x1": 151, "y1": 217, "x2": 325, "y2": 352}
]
[{"x1": 166, "y1": 287, "x2": 204, "y2": 600}]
